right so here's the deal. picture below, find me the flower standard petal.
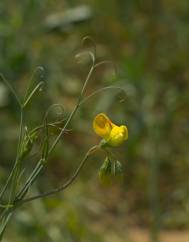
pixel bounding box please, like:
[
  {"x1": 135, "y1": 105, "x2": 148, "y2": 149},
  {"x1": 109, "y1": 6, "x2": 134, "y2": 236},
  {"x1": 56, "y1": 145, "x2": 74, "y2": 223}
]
[{"x1": 93, "y1": 113, "x2": 113, "y2": 139}]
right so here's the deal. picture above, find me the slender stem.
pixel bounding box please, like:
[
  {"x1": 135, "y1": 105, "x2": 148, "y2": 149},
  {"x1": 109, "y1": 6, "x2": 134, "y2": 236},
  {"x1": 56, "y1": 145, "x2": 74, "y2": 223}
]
[
  {"x1": 17, "y1": 165, "x2": 43, "y2": 201},
  {"x1": 0, "y1": 204, "x2": 13, "y2": 209},
  {"x1": 0, "y1": 210, "x2": 13, "y2": 241},
  {"x1": 0, "y1": 109, "x2": 24, "y2": 202},
  {"x1": 20, "y1": 145, "x2": 99, "y2": 205},
  {"x1": 80, "y1": 65, "x2": 94, "y2": 97},
  {"x1": 48, "y1": 65, "x2": 95, "y2": 155},
  {"x1": 80, "y1": 86, "x2": 125, "y2": 105},
  {"x1": 0, "y1": 208, "x2": 8, "y2": 222},
  {"x1": 0, "y1": 208, "x2": 14, "y2": 241},
  {"x1": 0, "y1": 163, "x2": 17, "y2": 201},
  {"x1": 8, "y1": 110, "x2": 24, "y2": 203},
  {"x1": 15, "y1": 160, "x2": 43, "y2": 201},
  {"x1": 30, "y1": 120, "x2": 67, "y2": 135},
  {"x1": 23, "y1": 81, "x2": 44, "y2": 108},
  {"x1": 48, "y1": 103, "x2": 80, "y2": 155}
]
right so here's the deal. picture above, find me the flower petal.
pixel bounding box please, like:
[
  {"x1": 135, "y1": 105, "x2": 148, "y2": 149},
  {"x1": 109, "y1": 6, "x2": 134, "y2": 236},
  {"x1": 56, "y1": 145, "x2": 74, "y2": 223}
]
[
  {"x1": 93, "y1": 113, "x2": 113, "y2": 139},
  {"x1": 108, "y1": 125, "x2": 128, "y2": 147}
]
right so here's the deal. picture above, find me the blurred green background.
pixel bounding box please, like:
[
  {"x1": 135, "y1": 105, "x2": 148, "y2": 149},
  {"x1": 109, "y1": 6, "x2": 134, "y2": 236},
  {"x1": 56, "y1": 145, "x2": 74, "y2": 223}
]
[{"x1": 0, "y1": 0, "x2": 189, "y2": 241}]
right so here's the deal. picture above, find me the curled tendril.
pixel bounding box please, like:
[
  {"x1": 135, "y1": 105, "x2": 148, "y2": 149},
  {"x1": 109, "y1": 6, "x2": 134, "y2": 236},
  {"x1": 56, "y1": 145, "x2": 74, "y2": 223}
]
[
  {"x1": 23, "y1": 66, "x2": 45, "y2": 107},
  {"x1": 82, "y1": 36, "x2": 97, "y2": 60},
  {"x1": 43, "y1": 103, "x2": 65, "y2": 124},
  {"x1": 75, "y1": 50, "x2": 95, "y2": 67},
  {"x1": 75, "y1": 36, "x2": 97, "y2": 68},
  {"x1": 81, "y1": 86, "x2": 126, "y2": 105},
  {"x1": 77, "y1": 58, "x2": 125, "y2": 105},
  {"x1": 94, "y1": 60, "x2": 118, "y2": 78},
  {"x1": 0, "y1": 73, "x2": 21, "y2": 107}
]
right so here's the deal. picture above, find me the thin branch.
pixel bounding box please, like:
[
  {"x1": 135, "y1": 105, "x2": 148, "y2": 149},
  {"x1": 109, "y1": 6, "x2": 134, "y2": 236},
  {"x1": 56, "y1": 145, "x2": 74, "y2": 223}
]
[
  {"x1": 0, "y1": 211, "x2": 13, "y2": 241},
  {"x1": 19, "y1": 145, "x2": 99, "y2": 205},
  {"x1": 80, "y1": 86, "x2": 126, "y2": 106},
  {"x1": 0, "y1": 109, "x2": 24, "y2": 202},
  {"x1": 15, "y1": 160, "x2": 43, "y2": 201}
]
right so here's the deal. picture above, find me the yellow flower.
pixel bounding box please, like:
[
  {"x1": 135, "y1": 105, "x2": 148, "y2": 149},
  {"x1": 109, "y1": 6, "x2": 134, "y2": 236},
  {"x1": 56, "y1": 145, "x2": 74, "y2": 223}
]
[{"x1": 93, "y1": 113, "x2": 128, "y2": 147}]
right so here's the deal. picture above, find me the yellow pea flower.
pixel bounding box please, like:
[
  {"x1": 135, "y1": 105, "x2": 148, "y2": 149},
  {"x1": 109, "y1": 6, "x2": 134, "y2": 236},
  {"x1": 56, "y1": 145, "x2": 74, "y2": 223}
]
[{"x1": 93, "y1": 113, "x2": 128, "y2": 147}]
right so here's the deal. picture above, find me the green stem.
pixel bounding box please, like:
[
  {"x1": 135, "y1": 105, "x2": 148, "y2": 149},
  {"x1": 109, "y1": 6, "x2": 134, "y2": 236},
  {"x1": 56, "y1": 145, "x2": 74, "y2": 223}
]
[
  {"x1": 0, "y1": 110, "x2": 23, "y2": 202},
  {"x1": 0, "y1": 209, "x2": 13, "y2": 242},
  {"x1": 15, "y1": 160, "x2": 43, "y2": 201}
]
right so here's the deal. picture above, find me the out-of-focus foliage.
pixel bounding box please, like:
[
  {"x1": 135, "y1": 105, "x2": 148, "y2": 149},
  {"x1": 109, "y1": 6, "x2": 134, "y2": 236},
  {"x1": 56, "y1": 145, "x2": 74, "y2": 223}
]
[{"x1": 0, "y1": 0, "x2": 189, "y2": 241}]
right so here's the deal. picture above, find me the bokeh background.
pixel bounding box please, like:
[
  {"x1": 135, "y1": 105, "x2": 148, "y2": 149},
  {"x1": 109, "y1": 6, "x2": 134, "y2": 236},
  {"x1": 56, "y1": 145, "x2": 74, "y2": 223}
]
[{"x1": 0, "y1": 1, "x2": 189, "y2": 242}]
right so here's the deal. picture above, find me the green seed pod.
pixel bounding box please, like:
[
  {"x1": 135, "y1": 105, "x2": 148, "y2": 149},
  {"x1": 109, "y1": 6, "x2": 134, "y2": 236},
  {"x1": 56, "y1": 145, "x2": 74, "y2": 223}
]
[
  {"x1": 112, "y1": 160, "x2": 124, "y2": 182},
  {"x1": 98, "y1": 157, "x2": 112, "y2": 184},
  {"x1": 113, "y1": 160, "x2": 123, "y2": 176}
]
